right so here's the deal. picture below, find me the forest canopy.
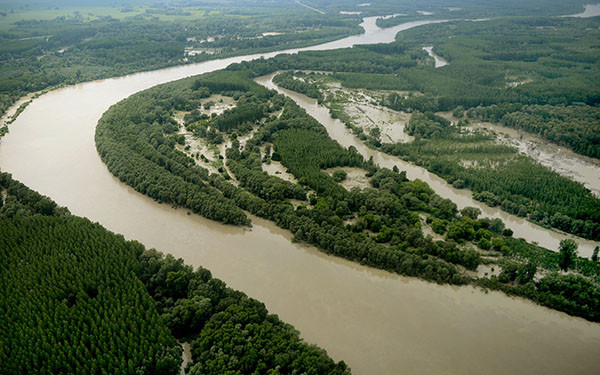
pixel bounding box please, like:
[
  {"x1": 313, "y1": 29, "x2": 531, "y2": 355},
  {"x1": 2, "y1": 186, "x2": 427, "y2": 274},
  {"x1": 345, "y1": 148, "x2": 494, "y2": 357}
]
[{"x1": 0, "y1": 171, "x2": 349, "y2": 374}]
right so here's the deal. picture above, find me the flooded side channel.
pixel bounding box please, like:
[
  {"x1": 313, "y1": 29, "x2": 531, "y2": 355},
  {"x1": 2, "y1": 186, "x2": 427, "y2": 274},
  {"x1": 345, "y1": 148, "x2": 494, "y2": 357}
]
[
  {"x1": 256, "y1": 73, "x2": 600, "y2": 258},
  {"x1": 1, "y1": 17, "x2": 599, "y2": 375},
  {"x1": 423, "y1": 46, "x2": 449, "y2": 67}
]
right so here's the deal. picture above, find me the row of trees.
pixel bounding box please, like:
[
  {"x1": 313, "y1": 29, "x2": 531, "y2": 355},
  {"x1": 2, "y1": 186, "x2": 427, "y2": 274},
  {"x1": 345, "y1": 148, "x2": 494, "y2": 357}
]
[{"x1": 468, "y1": 103, "x2": 600, "y2": 159}]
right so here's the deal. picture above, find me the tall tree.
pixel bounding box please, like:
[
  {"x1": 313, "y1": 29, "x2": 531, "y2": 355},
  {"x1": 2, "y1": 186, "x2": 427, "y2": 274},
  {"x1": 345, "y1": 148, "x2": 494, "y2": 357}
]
[{"x1": 558, "y1": 239, "x2": 578, "y2": 271}]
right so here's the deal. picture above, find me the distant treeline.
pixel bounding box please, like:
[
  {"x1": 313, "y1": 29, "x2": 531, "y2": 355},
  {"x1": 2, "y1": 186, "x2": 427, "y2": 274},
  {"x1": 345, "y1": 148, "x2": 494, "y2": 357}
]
[{"x1": 0, "y1": 6, "x2": 361, "y2": 120}]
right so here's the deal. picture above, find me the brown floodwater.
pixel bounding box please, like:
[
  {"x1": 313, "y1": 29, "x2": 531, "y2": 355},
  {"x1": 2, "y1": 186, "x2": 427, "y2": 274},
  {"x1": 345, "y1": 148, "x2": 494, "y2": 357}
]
[{"x1": 1, "y1": 17, "x2": 599, "y2": 375}]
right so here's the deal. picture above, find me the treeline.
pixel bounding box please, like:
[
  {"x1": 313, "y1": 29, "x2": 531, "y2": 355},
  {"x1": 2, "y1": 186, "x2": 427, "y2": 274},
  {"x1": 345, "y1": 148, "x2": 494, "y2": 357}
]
[
  {"x1": 229, "y1": 46, "x2": 419, "y2": 78},
  {"x1": 468, "y1": 103, "x2": 600, "y2": 159},
  {"x1": 476, "y1": 272, "x2": 600, "y2": 321},
  {"x1": 273, "y1": 71, "x2": 324, "y2": 101},
  {"x1": 0, "y1": 171, "x2": 350, "y2": 373},
  {"x1": 331, "y1": 72, "x2": 414, "y2": 91},
  {"x1": 0, "y1": 172, "x2": 67, "y2": 217}
]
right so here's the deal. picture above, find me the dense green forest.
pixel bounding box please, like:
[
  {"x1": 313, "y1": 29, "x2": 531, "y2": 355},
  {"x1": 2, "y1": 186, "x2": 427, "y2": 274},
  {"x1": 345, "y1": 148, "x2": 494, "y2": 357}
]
[
  {"x1": 0, "y1": 171, "x2": 350, "y2": 374},
  {"x1": 95, "y1": 69, "x2": 600, "y2": 322},
  {"x1": 0, "y1": 172, "x2": 182, "y2": 374}
]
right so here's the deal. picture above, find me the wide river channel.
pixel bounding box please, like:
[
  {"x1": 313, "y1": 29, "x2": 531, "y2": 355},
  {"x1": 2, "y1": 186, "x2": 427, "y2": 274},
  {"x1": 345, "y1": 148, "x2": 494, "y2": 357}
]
[{"x1": 1, "y1": 16, "x2": 599, "y2": 375}]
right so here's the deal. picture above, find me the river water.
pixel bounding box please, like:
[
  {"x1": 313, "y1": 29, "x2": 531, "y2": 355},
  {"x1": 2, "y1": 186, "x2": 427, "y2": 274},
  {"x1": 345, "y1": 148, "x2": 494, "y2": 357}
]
[
  {"x1": 563, "y1": 3, "x2": 600, "y2": 18},
  {"x1": 422, "y1": 46, "x2": 449, "y2": 67},
  {"x1": 1, "y1": 16, "x2": 599, "y2": 375}
]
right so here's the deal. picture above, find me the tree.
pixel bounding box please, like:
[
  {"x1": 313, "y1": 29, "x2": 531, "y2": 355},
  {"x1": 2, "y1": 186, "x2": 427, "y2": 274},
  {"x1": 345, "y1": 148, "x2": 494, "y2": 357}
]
[
  {"x1": 332, "y1": 169, "x2": 347, "y2": 182},
  {"x1": 517, "y1": 261, "x2": 537, "y2": 284},
  {"x1": 558, "y1": 239, "x2": 578, "y2": 271},
  {"x1": 592, "y1": 246, "x2": 599, "y2": 262},
  {"x1": 461, "y1": 206, "x2": 481, "y2": 220}
]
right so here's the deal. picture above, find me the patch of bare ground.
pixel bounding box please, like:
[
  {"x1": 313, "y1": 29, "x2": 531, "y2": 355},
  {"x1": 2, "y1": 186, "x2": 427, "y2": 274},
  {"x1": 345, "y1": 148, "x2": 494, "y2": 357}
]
[
  {"x1": 323, "y1": 83, "x2": 413, "y2": 143},
  {"x1": 324, "y1": 167, "x2": 370, "y2": 190},
  {"x1": 200, "y1": 94, "x2": 236, "y2": 116},
  {"x1": 262, "y1": 161, "x2": 298, "y2": 183}
]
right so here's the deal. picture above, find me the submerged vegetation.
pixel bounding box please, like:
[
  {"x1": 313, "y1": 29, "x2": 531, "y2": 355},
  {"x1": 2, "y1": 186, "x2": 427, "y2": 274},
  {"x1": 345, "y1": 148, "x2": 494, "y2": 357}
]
[
  {"x1": 468, "y1": 104, "x2": 600, "y2": 159},
  {"x1": 96, "y1": 70, "x2": 600, "y2": 322},
  {"x1": 232, "y1": 16, "x2": 599, "y2": 156}
]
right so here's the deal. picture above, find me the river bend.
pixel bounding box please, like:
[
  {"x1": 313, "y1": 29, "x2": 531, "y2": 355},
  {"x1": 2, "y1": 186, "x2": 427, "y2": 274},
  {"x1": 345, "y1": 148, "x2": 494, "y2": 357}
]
[{"x1": 1, "y1": 17, "x2": 599, "y2": 375}]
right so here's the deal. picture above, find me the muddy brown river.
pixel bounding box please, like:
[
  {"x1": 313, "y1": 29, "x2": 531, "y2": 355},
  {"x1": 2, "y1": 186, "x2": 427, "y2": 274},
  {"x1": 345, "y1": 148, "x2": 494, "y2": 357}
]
[{"x1": 1, "y1": 17, "x2": 599, "y2": 375}]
